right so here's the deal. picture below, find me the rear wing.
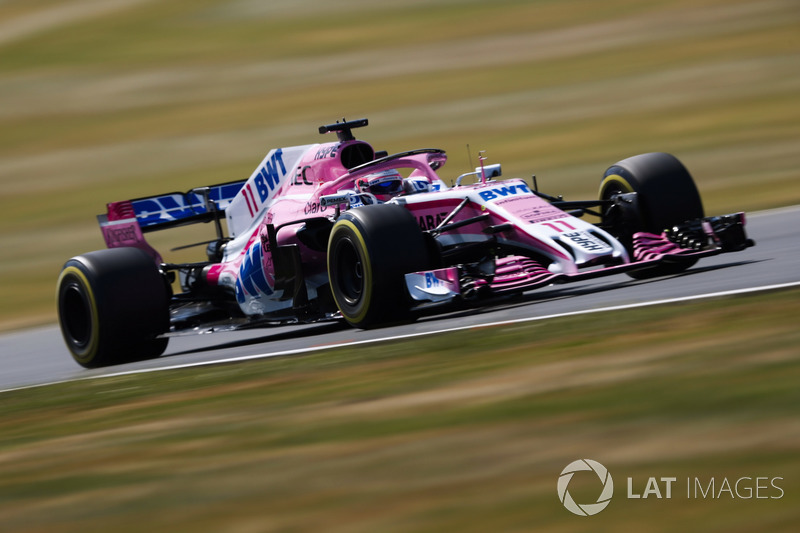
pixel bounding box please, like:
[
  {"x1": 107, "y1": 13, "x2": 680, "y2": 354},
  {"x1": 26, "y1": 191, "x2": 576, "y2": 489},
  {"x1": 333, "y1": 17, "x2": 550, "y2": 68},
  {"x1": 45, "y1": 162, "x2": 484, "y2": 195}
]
[
  {"x1": 102, "y1": 180, "x2": 246, "y2": 231},
  {"x1": 97, "y1": 180, "x2": 246, "y2": 262}
]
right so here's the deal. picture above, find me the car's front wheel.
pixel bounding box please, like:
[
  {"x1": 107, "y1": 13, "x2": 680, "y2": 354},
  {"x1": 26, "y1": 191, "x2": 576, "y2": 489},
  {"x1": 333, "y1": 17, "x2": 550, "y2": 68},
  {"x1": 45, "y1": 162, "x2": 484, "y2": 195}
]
[
  {"x1": 599, "y1": 152, "x2": 705, "y2": 279},
  {"x1": 327, "y1": 204, "x2": 430, "y2": 328}
]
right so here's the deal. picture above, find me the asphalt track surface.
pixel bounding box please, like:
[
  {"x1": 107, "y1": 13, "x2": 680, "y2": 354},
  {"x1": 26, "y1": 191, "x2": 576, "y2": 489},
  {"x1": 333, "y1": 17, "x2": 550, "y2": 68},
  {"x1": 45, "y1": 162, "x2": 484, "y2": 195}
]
[{"x1": 2, "y1": 205, "x2": 799, "y2": 393}]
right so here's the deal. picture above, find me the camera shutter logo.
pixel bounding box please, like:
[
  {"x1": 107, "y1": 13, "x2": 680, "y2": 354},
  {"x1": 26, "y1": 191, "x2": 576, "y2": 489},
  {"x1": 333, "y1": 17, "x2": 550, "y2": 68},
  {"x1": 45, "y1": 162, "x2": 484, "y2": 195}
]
[{"x1": 557, "y1": 459, "x2": 614, "y2": 516}]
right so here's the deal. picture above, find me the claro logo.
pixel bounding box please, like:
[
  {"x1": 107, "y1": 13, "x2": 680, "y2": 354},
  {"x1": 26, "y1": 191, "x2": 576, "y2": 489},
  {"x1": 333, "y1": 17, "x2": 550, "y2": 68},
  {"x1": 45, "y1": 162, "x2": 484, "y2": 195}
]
[{"x1": 557, "y1": 459, "x2": 614, "y2": 516}]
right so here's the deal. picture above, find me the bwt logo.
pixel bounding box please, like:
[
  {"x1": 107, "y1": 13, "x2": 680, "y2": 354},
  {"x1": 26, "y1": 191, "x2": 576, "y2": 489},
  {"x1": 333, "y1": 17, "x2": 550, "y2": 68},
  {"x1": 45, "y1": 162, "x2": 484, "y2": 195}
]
[
  {"x1": 477, "y1": 182, "x2": 531, "y2": 201},
  {"x1": 252, "y1": 148, "x2": 286, "y2": 203},
  {"x1": 425, "y1": 273, "x2": 442, "y2": 288},
  {"x1": 557, "y1": 459, "x2": 614, "y2": 516}
]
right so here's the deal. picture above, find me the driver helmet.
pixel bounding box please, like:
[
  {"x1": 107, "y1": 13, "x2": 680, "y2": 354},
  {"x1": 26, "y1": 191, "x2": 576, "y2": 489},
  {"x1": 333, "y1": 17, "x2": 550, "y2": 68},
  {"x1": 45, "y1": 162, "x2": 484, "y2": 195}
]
[{"x1": 355, "y1": 169, "x2": 404, "y2": 202}]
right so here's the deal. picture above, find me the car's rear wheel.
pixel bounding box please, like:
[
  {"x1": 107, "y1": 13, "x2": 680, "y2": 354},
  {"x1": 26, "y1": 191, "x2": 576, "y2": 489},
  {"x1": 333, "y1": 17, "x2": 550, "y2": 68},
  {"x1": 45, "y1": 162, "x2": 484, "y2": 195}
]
[
  {"x1": 328, "y1": 204, "x2": 430, "y2": 328},
  {"x1": 599, "y1": 152, "x2": 705, "y2": 279},
  {"x1": 57, "y1": 247, "x2": 170, "y2": 368}
]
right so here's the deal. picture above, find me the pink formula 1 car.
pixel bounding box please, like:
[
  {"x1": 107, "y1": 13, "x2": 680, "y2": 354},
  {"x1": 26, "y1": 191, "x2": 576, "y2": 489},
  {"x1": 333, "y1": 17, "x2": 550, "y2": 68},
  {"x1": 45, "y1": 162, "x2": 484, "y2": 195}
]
[{"x1": 57, "y1": 119, "x2": 754, "y2": 367}]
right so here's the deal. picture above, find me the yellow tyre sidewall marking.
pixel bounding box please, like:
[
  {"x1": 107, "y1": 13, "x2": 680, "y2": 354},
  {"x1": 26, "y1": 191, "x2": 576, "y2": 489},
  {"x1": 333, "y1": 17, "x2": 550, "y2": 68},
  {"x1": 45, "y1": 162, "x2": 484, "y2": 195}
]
[
  {"x1": 599, "y1": 174, "x2": 635, "y2": 197},
  {"x1": 328, "y1": 219, "x2": 373, "y2": 325},
  {"x1": 57, "y1": 266, "x2": 100, "y2": 363}
]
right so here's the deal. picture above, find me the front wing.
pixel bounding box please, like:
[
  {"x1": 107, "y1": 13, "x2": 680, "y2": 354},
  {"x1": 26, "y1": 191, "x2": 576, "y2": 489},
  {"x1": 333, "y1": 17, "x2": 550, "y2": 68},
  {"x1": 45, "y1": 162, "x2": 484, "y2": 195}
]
[{"x1": 406, "y1": 213, "x2": 754, "y2": 303}]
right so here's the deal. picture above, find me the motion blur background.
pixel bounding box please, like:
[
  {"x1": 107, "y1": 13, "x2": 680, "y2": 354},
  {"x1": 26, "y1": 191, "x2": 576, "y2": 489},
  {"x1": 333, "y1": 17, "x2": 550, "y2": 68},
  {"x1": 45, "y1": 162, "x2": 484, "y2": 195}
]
[
  {"x1": 1, "y1": 0, "x2": 798, "y2": 330},
  {"x1": 2, "y1": 3, "x2": 799, "y2": 532}
]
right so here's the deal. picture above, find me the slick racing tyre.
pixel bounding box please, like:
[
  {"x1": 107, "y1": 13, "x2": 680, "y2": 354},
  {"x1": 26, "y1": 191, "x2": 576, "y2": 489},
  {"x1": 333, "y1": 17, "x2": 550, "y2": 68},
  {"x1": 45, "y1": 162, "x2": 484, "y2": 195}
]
[
  {"x1": 600, "y1": 152, "x2": 704, "y2": 234},
  {"x1": 57, "y1": 247, "x2": 170, "y2": 368},
  {"x1": 328, "y1": 204, "x2": 431, "y2": 328},
  {"x1": 599, "y1": 152, "x2": 705, "y2": 279}
]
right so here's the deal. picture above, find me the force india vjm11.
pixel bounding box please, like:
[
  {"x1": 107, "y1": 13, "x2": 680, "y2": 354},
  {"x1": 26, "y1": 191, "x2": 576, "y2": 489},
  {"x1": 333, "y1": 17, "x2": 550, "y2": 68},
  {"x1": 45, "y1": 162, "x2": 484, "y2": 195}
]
[{"x1": 57, "y1": 119, "x2": 754, "y2": 367}]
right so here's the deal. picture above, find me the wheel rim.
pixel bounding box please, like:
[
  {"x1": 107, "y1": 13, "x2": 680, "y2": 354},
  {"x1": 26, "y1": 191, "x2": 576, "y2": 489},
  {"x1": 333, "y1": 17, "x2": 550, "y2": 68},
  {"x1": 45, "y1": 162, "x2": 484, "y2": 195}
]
[
  {"x1": 600, "y1": 182, "x2": 627, "y2": 224},
  {"x1": 60, "y1": 279, "x2": 93, "y2": 349},
  {"x1": 602, "y1": 183, "x2": 624, "y2": 201},
  {"x1": 333, "y1": 237, "x2": 364, "y2": 306}
]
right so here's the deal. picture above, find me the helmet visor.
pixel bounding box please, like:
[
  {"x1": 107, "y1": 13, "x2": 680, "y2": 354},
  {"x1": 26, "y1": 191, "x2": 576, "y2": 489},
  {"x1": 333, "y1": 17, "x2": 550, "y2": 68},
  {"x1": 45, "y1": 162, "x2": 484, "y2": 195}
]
[
  {"x1": 368, "y1": 179, "x2": 403, "y2": 195},
  {"x1": 358, "y1": 170, "x2": 404, "y2": 196}
]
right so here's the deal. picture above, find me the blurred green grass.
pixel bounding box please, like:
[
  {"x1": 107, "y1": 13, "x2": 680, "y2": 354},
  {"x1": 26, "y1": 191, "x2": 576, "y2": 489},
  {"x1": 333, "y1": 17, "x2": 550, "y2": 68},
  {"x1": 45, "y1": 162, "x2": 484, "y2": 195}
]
[
  {"x1": 1, "y1": 0, "x2": 799, "y2": 329},
  {"x1": 1, "y1": 288, "x2": 798, "y2": 532}
]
